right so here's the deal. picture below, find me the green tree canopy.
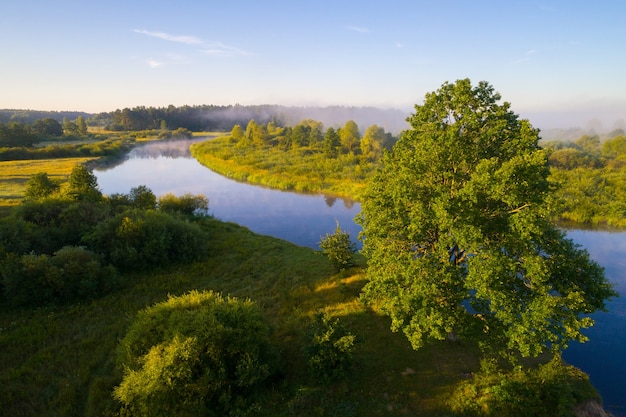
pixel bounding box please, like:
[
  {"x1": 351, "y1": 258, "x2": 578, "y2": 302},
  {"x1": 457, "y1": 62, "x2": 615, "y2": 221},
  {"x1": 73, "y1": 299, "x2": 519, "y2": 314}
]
[
  {"x1": 76, "y1": 116, "x2": 88, "y2": 135},
  {"x1": 323, "y1": 127, "x2": 341, "y2": 158},
  {"x1": 357, "y1": 79, "x2": 616, "y2": 361},
  {"x1": 24, "y1": 172, "x2": 60, "y2": 200},
  {"x1": 339, "y1": 120, "x2": 360, "y2": 154},
  {"x1": 114, "y1": 290, "x2": 274, "y2": 417},
  {"x1": 66, "y1": 165, "x2": 102, "y2": 202},
  {"x1": 32, "y1": 118, "x2": 63, "y2": 136}
]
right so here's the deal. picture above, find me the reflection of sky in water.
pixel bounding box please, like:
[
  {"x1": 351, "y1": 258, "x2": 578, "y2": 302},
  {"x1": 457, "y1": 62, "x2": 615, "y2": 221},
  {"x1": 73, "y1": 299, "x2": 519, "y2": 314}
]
[
  {"x1": 94, "y1": 141, "x2": 362, "y2": 249},
  {"x1": 563, "y1": 230, "x2": 626, "y2": 416},
  {"x1": 94, "y1": 140, "x2": 626, "y2": 415}
]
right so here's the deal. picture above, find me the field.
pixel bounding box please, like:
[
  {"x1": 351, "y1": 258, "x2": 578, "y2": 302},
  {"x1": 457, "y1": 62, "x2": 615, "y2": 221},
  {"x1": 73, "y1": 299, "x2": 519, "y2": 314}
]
[{"x1": 0, "y1": 157, "x2": 94, "y2": 207}]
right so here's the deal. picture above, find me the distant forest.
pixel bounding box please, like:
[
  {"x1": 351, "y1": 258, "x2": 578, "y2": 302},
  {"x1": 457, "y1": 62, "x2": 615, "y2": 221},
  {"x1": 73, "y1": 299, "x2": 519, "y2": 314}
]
[{"x1": 1, "y1": 105, "x2": 408, "y2": 135}]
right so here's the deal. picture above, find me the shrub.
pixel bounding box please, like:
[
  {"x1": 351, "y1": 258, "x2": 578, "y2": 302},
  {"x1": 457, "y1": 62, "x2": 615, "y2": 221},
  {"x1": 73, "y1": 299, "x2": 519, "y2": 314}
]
[
  {"x1": 114, "y1": 290, "x2": 275, "y2": 417},
  {"x1": 448, "y1": 356, "x2": 599, "y2": 417},
  {"x1": 0, "y1": 246, "x2": 117, "y2": 307},
  {"x1": 84, "y1": 209, "x2": 208, "y2": 271},
  {"x1": 157, "y1": 193, "x2": 209, "y2": 217},
  {"x1": 306, "y1": 312, "x2": 356, "y2": 384},
  {"x1": 319, "y1": 222, "x2": 357, "y2": 270}
]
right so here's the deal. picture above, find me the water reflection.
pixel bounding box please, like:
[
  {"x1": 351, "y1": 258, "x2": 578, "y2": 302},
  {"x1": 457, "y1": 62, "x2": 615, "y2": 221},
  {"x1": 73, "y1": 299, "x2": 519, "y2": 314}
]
[
  {"x1": 93, "y1": 138, "x2": 361, "y2": 249},
  {"x1": 563, "y1": 230, "x2": 626, "y2": 416}
]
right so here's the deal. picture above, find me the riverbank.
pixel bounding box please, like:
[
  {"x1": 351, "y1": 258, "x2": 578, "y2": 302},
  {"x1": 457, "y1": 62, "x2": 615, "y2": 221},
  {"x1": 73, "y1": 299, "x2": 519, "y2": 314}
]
[{"x1": 190, "y1": 135, "x2": 370, "y2": 200}]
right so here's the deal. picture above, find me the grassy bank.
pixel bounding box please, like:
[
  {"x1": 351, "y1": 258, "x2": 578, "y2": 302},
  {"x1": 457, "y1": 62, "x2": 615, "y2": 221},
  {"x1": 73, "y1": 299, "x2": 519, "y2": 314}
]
[{"x1": 191, "y1": 136, "x2": 370, "y2": 199}]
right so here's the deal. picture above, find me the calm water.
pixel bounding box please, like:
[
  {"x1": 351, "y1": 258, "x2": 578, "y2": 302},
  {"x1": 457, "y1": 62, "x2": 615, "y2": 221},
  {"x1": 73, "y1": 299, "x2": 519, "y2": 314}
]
[
  {"x1": 94, "y1": 138, "x2": 626, "y2": 416},
  {"x1": 94, "y1": 138, "x2": 362, "y2": 249}
]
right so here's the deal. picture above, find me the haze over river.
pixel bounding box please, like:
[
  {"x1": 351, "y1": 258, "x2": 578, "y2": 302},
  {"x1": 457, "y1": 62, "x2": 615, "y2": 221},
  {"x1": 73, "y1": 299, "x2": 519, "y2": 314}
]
[{"x1": 94, "y1": 138, "x2": 626, "y2": 416}]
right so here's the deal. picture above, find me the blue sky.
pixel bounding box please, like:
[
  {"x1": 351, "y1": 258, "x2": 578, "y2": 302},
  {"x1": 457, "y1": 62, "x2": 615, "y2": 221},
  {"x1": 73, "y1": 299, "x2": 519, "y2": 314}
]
[{"x1": 1, "y1": 0, "x2": 625, "y2": 129}]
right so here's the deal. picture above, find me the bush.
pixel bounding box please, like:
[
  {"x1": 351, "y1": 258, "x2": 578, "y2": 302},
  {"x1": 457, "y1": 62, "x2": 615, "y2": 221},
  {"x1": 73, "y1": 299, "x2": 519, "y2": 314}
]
[
  {"x1": 448, "y1": 356, "x2": 599, "y2": 417},
  {"x1": 0, "y1": 246, "x2": 117, "y2": 307},
  {"x1": 84, "y1": 209, "x2": 208, "y2": 271},
  {"x1": 319, "y1": 222, "x2": 357, "y2": 270},
  {"x1": 114, "y1": 290, "x2": 275, "y2": 417},
  {"x1": 157, "y1": 193, "x2": 209, "y2": 217},
  {"x1": 306, "y1": 312, "x2": 356, "y2": 383}
]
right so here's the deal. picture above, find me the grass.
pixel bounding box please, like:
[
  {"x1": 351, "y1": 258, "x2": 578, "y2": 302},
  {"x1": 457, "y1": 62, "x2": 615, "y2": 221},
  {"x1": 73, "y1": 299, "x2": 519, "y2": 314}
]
[
  {"x1": 0, "y1": 157, "x2": 94, "y2": 207},
  {"x1": 191, "y1": 137, "x2": 371, "y2": 200},
  {"x1": 0, "y1": 218, "x2": 487, "y2": 416}
]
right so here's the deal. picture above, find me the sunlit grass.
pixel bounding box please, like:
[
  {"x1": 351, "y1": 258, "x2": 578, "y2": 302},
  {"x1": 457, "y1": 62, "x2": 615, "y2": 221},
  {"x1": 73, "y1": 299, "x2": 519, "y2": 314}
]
[
  {"x1": 0, "y1": 157, "x2": 94, "y2": 206},
  {"x1": 191, "y1": 137, "x2": 372, "y2": 199}
]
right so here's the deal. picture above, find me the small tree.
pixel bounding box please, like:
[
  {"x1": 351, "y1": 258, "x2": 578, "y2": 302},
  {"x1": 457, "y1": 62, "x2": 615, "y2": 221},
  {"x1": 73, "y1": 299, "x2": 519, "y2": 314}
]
[
  {"x1": 114, "y1": 290, "x2": 274, "y2": 417},
  {"x1": 128, "y1": 185, "x2": 157, "y2": 210},
  {"x1": 66, "y1": 165, "x2": 102, "y2": 202},
  {"x1": 24, "y1": 172, "x2": 60, "y2": 200},
  {"x1": 76, "y1": 116, "x2": 88, "y2": 135},
  {"x1": 319, "y1": 222, "x2": 357, "y2": 270}
]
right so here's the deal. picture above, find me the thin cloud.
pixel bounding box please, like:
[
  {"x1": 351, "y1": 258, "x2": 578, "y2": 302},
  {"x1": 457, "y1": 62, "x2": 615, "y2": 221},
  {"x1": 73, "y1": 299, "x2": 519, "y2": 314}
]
[
  {"x1": 134, "y1": 29, "x2": 204, "y2": 45},
  {"x1": 347, "y1": 25, "x2": 370, "y2": 34},
  {"x1": 201, "y1": 42, "x2": 251, "y2": 57},
  {"x1": 134, "y1": 29, "x2": 250, "y2": 59},
  {"x1": 146, "y1": 58, "x2": 165, "y2": 68}
]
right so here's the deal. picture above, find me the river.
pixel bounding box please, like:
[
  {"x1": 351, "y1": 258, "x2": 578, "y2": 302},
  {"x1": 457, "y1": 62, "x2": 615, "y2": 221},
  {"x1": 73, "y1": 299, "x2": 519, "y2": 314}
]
[{"x1": 93, "y1": 138, "x2": 626, "y2": 416}]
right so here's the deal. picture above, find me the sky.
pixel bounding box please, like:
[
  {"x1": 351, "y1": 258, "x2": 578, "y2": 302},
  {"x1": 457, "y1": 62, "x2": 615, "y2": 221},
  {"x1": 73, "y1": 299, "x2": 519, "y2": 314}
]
[{"x1": 1, "y1": 0, "x2": 625, "y2": 130}]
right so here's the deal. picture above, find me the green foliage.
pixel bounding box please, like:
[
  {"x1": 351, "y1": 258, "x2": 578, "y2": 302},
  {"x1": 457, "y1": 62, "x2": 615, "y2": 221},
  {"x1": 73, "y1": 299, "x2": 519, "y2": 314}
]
[
  {"x1": 114, "y1": 290, "x2": 274, "y2": 417},
  {"x1": 85, "y1": 209, "x2": 208, "y2": 271},
  {"x1": 0, "y1": 137, "x2": 133, "y2": 161},
  {"x1": 157, "y1": 192, "x2": 209, "y2": 217},
  {"x1": 357, "y1": 79, "x2": 617, "y2": 360},
  {"x1": 128, "y1": 185, "x2": 157, "y2": 210},
  {"x1": 339, "y1": 120, "x2": 361, "y2": 154},
  {"x1": 24, "y1": 172, "x2": 61, "y2": 200},
  {"x1": 0, "y1": 121, "x2": 37, "y2": 147},
  {"x1": 323, "y1": 127, "x2": 341, "y2": 158},
  {"x1": 66, "y1": 165, "x2": 102, "y2": 202},
  {"x1": 190, "y1": 125, "x2": 389, "y2": 198},
  {"x1": 1, "y1": 246, "x2": 117, "y2": 307},
  {"x1": 448, "y1": 356, "x2": 598, "y2": 417},
  {"x1": 319, "y1": 222, "x2": 357, "y2": 270},
  {"x1": 601, "y1": 134, "x2": 626, "y2": 158},
  {"x1": 548, "y1": 148, "x2": 602, "y2": 169},
  {"x1": 32, "y1": 118, "x2": 63, "y2": 136},
  {"x1": 306, "y1": 312, "x2": 356, "y2": 384}
]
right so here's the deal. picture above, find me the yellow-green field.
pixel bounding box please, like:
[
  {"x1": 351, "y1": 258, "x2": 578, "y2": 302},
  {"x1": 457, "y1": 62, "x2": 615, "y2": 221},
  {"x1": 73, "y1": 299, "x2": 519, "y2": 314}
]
[{"x1": 0, "y1": 157, "x2": 95, "y2": 207}]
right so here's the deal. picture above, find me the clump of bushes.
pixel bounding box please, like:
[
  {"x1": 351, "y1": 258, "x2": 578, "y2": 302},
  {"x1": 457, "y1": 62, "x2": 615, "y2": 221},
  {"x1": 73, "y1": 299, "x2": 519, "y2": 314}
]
[
  {"x1": 114, "y1": 290, "x2": 275, "y2": 417},
  {"x1": 0, "y1": 169, "x2": 211, "y2": 308},
  {"x1": 448, "y1": 356, "x2": 599, "y2": 417},
  {"x1": 1, "y1": 246, "x2": 117, "y2": 307}
]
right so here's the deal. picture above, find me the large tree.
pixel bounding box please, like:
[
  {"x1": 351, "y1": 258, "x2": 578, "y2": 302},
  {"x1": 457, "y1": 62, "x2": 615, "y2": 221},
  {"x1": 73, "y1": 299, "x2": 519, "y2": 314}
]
[{"x1": 357, "y1": 79, "x2": 616, "y2": 360}]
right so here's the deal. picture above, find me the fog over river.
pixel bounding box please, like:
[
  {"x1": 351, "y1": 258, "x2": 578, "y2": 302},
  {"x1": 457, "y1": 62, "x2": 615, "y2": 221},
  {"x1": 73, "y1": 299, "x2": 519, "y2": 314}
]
[{"x1": 94, "y1": 138, "x2": 626, "y2": 416}]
